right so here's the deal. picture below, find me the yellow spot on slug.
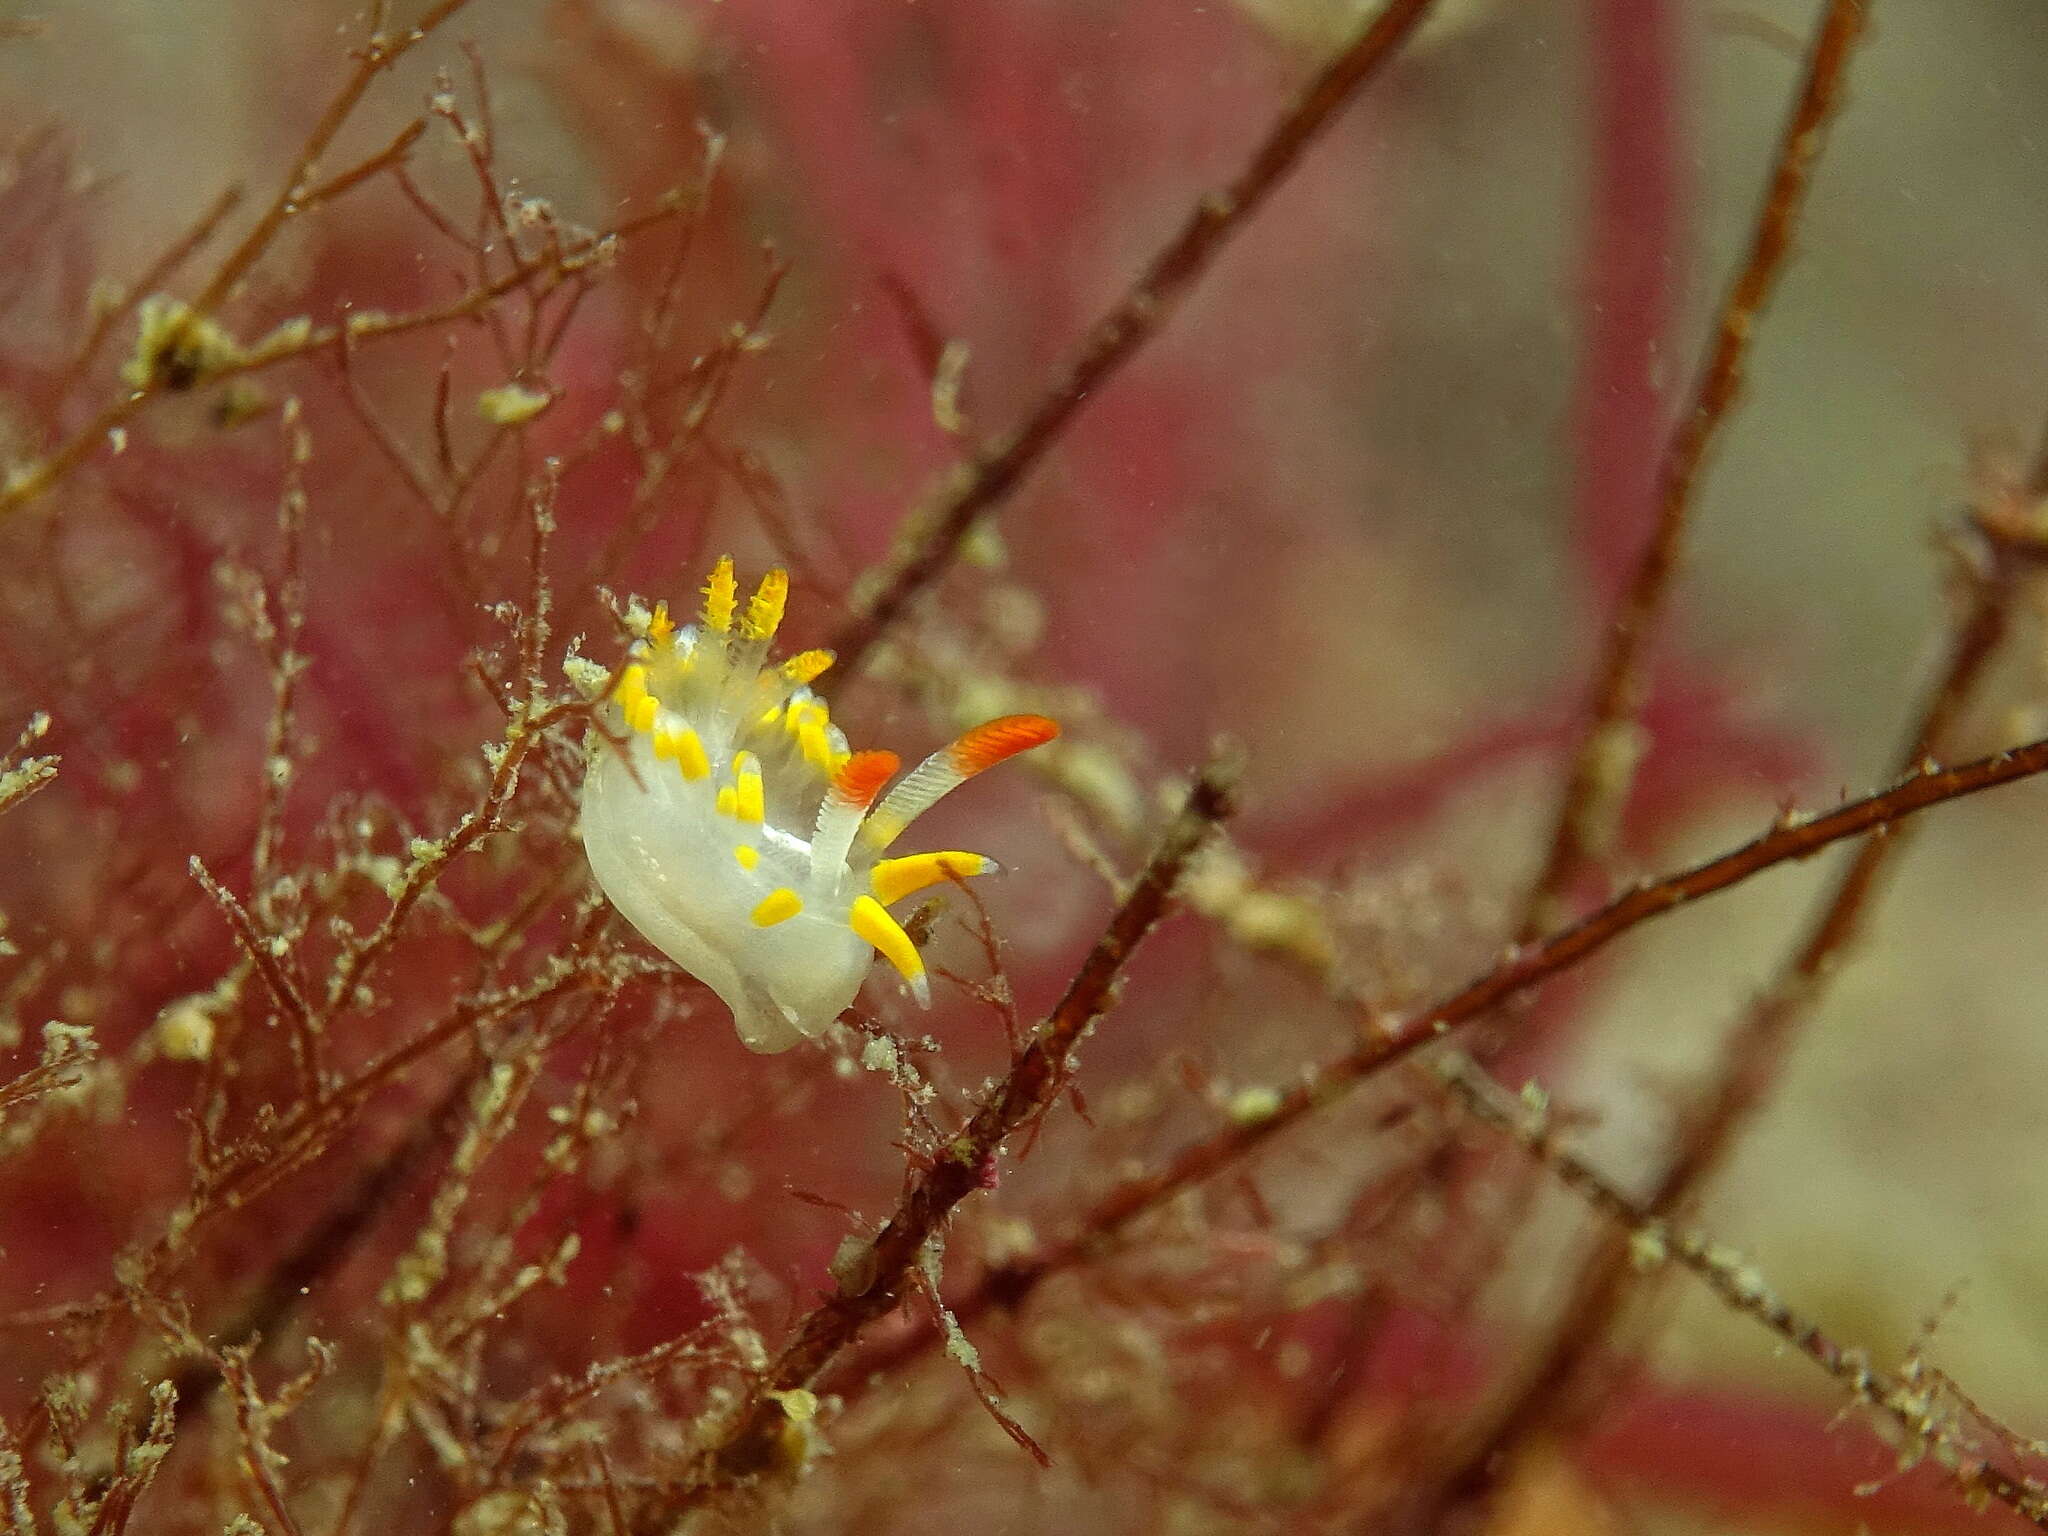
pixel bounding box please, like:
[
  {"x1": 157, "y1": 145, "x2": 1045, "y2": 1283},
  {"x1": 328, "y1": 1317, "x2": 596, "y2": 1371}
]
[
  {"x1": 734, "y1": 844, "x2": 760, "y2": 871},
  {"x1": 742, "y1": 568, "x2": 789, "y2": 641},
  {"x1": 752, "y1": 887, "x2": 803, "y2": 926},
  {"x1": 651, "y1": 722, "x2": 712, "y2": 781},
  {"x1": 703, "y1": 556, "x2": 736, "y2": 634},
  {"x1": 850, "y1": 895, "x2": 925, "y2": 992},
  {"x1": 628, "y1": 694, "x2": 658, "y2": 734},
  {"x1": 734, "y1": 751, "x2": 765, "y2": 823},
  {"x1": 798, "y1": 717, "x2": 831, "y2": 773},
  {"x1": 615, "y1": 664, "x2": 650, "y2": 712},
  {"x1": 672, "y1": 727, "x2": 710, "y2": 781},
  {"x1": 716, "y1": 786, "x2": 739, "y2": 819},
  {"x1": 871, "y1": 851, "x2": 994, "y2": 906}
]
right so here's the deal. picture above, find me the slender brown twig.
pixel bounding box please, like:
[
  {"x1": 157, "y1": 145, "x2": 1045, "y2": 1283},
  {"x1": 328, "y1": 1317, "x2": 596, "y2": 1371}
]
[
  {"x1": 189, "y1": 858, "x2": 322, "y2": 1103},
  {"x1": 662, "y1": 752, "x2": 1240, "y2": 1519},
  {"x1": 1520, "y1": 0, "x2": 1870, "y2": 935},
  {"x1": 0, "y1": 0, "x2": 500, "y2": 522},
  {"x1": 843, "y1": 730, "x2": 2048, "y2": 1387},
  {"x1": 219, "y1": 1350, "x2": 311, "y2": 1536},
  {"x1": 57, "y1": 182, "x2": 245, "y2": 391},
  {"x1": 316, "y1": 692, "x2": 587, "y2": 1026},
  {"x1": 147, "y1": 1066, "x2": 474, "y2": 1441},
  {"x1": 1382, "y1": 6, "x2": 1881, "y2": 1465},
  {"x1": 1415, "y1": 496, "x2": 2042, "y2": 1529},
  {"x1": 251, "y1": 402, "x2": 312, "y2": 888},
  {"x1": 825, "y1": 0, "x2": 1443, "y2": 683},
  {"x1": 189, "y1": 0, "x2": 476, "y2": 322},
  {"x1": 1388, "y1": 8, "x2": 1876, "y2": 1456},
  {"x1": 0, "y1": 712, "x2": 55, "y2": 818},
  {"x1": 0, "y1": 196, "x2": 682, "y2": 521},
  {"x1": 1438, "y1": 1053, "x2": 2048, "y2": 1530},
  {"x1": 292, "y1": 117, "x2": 428, "y2": 217}
]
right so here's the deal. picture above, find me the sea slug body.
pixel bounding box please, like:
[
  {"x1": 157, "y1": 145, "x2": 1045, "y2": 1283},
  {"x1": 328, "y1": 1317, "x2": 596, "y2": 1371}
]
[{"x1": 580, "y1": 556, "x2": 1058, "y2": 1052}]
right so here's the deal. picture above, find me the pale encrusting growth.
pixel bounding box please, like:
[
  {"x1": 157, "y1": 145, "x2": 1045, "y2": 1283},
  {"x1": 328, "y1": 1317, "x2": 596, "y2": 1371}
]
[{"x1": 580, "y1": 556, "x2": 1058, "y2": 1051}]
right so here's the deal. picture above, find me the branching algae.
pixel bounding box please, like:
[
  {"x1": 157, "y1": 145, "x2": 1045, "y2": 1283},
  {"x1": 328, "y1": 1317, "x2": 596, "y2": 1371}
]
[{"x1": 581, "y1": 557, "x2": 1058, "y2": 1051}]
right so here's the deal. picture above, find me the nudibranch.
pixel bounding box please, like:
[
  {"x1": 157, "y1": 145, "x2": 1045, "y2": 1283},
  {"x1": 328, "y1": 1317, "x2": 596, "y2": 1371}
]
[{"x1": 580, "y1": 556, "x2": 1059, "y2": 1053}]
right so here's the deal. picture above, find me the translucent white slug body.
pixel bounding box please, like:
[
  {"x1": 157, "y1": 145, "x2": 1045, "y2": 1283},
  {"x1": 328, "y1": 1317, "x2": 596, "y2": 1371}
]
[{"x1": 580, "y1": 557, "x2": 1058, "y2": 1052}]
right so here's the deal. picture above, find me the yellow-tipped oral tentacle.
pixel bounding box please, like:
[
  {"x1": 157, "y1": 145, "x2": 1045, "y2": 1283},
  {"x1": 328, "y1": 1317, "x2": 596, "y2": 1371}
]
[
  {"x1": 849, "y1": 894, "x2": 928, "y2": 1006},
  {"x1": 870, "y1": 851, "x2": 996, "y2": 907}
]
